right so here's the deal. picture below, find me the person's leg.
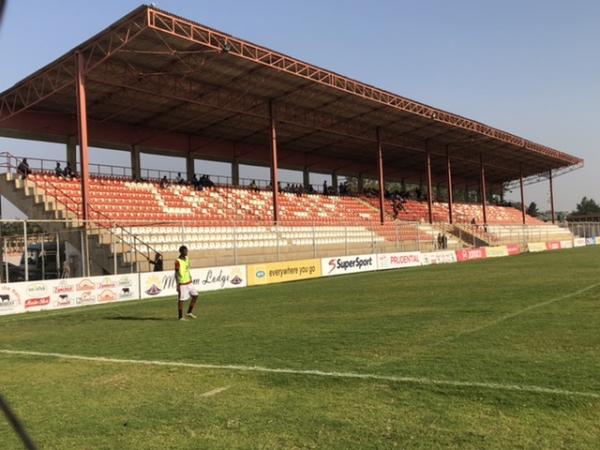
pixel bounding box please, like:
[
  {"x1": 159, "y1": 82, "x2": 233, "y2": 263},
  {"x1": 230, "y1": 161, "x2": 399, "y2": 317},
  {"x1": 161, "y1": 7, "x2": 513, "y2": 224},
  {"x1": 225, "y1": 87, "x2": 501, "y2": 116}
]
[
  {"x1": 187, "y1": 295, "x2": 198, "y2": 314},
  {"x1": 178, "y1": 285, "x2": 188, "y2": 320},
  {"x1": 186, "y1": 286, "x2": 199, "y2": 318}
]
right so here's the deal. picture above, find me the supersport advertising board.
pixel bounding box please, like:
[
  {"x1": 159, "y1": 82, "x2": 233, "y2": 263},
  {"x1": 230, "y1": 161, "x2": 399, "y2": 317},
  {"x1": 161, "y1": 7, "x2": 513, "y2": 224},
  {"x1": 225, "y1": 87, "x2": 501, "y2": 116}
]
[{"x1": 321, "y1": 254, "x2": 377, "y2": 276}]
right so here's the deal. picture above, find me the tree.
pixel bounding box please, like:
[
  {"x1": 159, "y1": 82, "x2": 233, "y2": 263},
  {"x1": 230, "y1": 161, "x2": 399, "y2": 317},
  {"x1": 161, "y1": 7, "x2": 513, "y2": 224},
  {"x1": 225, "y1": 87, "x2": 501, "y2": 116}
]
[
  {"x1": 526, "y1": 201, "x2": 539, "y2": 217},
  {"x1": 575, "y1": 197, "x2": 600, "y2": 215}
]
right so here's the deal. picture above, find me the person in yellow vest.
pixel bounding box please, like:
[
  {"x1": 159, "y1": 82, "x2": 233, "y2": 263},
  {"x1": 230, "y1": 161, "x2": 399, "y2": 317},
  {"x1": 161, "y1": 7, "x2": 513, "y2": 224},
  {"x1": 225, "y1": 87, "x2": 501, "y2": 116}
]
[{"x1": 175, "y1": 245, "x2": 198, "y2": 321}]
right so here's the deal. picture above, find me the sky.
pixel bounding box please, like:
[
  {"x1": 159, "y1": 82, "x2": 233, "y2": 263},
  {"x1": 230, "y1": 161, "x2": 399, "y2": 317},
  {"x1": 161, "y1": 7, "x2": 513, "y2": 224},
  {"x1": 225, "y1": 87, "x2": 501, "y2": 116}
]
[{"x1": 0, "y1": 0, "x2": 598, "y2": 218}]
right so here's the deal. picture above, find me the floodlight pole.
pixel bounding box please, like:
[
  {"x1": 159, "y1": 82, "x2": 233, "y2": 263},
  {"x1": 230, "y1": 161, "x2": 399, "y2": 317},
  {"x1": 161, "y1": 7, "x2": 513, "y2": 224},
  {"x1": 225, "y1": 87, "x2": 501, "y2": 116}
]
[
  {"x1": 480, "y1": 153, "x2": 488, "y2": 225},
  {"x1": 519, "y1": 166, "x2": 526, "y2": 225},
  {"x1": 549, "y1": 169, "x2": 555, "y2": 224},
  {"x1": 426, "y1": 144, "x2": 433, "y2": 224},
  {"x1": 377, "y1": 127, "x2": 385, "y2": 225},
  {"x1": 75, "y1": 51, "x2": 91, "y2": 222},
  {"x1": 446, "y1": 146, "x2": 453, "y2": 224},
  {"x1": 269, "y1": 100, "x2": 280, "y2": 224}
]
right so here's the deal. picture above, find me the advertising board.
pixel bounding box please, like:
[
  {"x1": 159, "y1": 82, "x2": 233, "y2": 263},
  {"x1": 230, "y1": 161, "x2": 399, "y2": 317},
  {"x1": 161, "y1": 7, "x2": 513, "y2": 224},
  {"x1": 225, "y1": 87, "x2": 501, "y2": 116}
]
[
  {"x1": 455, "y1": 247, "x2": 487, "y2": 262},
  {"x1": 376, "y1": 252, "x2": 422, "y2": 270},
  {"x1": 485, "y1": 246, "x2": 509, "y2": 258},
  {"x1": 506, "y1": 244, "x2": 521, "y2": 256},
  {"x1": 247, "y1": 259, "x2": 321, "y2": 286},
  {"x1": 141, "y1": 265, "x2": 246, "y2": 298},
  {"x1": 321, "y1": 254, "x2": 377, "y2": 276},
  {"x1": 527, "y1": 242, "x2": 547, "y2": 253},
  {"x1": 560, "y1": 240, "x2": 573, "y2": 249},
  {"x1": 421, "y1": 251, "x2": 457, "y2": 265}
]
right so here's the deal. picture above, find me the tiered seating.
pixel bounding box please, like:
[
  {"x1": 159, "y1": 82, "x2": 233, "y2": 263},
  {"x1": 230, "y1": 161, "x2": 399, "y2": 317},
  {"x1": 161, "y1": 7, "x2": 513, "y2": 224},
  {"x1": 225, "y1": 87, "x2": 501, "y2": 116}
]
[
  {"x1": 27, "y1": 174, "x2": 415, "y2": 252},
  {"x1": 32, "y1": 172, "x2": 568, "y2": 249},
  {"x1": 452, "y1": 203, "x2": 543, "y2": 225},
  {"x1": 485, "y1": 224, "x2": 573, "y2": 243},
  {"x1": 119, "y1": 225, "x2": 385, "y2": 253},
  {"x1": 361, "y1": 196, "x2": 544, "y2": 225}
]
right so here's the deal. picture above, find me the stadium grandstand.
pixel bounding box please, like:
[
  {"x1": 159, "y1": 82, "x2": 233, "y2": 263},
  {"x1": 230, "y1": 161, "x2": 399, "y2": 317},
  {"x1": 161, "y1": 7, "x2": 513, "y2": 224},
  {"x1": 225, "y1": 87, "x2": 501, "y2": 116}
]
[{"x1": 0, "y1": 5, "x2": 583, "y2": 277}]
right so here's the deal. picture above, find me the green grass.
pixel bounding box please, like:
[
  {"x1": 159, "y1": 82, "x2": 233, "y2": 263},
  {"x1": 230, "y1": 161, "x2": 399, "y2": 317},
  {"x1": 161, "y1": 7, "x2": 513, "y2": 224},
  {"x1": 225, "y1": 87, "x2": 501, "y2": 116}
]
[{"x1": 1, "y1": 247, "x2": 600, "y2": 449}]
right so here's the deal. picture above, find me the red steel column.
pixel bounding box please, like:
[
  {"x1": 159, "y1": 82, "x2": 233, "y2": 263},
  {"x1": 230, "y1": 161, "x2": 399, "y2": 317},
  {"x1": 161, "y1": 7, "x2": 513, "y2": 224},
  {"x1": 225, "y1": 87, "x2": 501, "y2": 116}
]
[
  {"x1": 548, "y1": 169, "x2": 555, "y2": 224},
  {"x1": 446, "y1": 146, "x2": 453, "y2": 224},
  {"x1": 377, "y1": 127, "x2": 385, "y2": 225},
  {"x1": 519, "y1": 166, "x2": 526, "y2": 225},
  {"x1": 75, "y1": 51, "x2": 91, "y2": 222},
  {"x1": 426, "y1": 146, "x2": 433, "y2": 224},
  {"x1": 269, "y1": 100, "x2": 280, "y2": 224},
  {"x1": 480, "y1": 153, "x2": 487, "y2": 225}
]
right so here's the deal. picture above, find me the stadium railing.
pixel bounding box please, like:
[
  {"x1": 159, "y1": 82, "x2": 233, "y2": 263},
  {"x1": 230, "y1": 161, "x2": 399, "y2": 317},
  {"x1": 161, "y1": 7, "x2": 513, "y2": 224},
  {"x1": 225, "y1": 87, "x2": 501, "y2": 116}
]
[{"x1": 0, "y1": 216, "x2": 588, "y2": 284}]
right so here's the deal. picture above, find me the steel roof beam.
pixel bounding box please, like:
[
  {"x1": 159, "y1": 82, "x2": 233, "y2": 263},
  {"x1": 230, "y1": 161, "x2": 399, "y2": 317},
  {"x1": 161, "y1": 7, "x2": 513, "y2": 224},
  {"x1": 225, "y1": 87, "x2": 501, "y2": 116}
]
[
  {"x1": 0, "y1": 8, "x2": 148, "y2": 122},
  {"x1": 86, "y1": 68, "x2": 547, "y2": 180},
  {"x1": 146, "y1": 7, "x2": 580, "y2": 165}
]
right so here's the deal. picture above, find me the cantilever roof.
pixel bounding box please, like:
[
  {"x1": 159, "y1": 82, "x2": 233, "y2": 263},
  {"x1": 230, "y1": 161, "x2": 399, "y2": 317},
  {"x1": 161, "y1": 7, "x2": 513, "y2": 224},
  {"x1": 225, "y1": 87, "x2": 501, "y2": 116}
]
[{"x1": 0, "y1": 5, "x2": 583, "y2": 186}]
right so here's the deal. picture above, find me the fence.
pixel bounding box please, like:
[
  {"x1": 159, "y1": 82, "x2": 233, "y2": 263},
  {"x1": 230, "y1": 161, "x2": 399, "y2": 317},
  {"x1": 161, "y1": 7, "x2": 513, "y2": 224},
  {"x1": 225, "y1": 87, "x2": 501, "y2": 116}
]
[
  {"x1": 0, "y1": 218, "x2": 456, "y2": 283},
  {"x1": 0, "y1": 217, "x2": 591, "y2": 284},
  {"x1": 565, "y1": 221, "x2": 600, "y2": 238}
]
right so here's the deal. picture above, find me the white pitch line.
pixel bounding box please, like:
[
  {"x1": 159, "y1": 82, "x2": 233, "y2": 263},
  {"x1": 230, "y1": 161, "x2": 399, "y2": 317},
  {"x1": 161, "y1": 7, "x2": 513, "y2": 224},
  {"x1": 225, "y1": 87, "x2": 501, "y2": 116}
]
[
  {"x1": 437, "y1": 281, "x2": 600, "y2": 345},
  {"x1": 200, "y1": 385, "x2": 231, "y2": 397},
  {"x1": 1, "y1": 349, "x2": 598, "y2": 400}
]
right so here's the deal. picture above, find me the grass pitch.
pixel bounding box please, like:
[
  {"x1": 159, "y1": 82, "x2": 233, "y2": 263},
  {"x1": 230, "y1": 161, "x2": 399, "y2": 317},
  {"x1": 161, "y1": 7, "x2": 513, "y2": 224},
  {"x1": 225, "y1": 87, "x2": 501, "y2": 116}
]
[{"x1": 1, "y1": 247, "x2": 600, "y2": 449}]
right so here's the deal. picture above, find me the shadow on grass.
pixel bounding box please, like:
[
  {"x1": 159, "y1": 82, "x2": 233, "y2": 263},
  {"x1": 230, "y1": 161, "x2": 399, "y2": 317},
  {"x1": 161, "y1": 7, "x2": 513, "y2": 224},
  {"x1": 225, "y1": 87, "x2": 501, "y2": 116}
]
[{"x1": 105, "y1": 316, "x2": 169, "y2": 321}]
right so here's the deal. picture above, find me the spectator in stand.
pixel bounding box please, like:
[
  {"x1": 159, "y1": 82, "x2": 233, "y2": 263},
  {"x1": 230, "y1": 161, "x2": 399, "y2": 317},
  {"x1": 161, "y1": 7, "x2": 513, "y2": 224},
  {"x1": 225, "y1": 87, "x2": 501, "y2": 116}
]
[
  {"x1": 149, "y1": 252, "x2": 163, "y2": 272},
  {"x1": 204, "y1": 175, "x2": 215, "y2": 188},
  {"x1": 61, "y1": 257, "x2": 71, "y2": 278},
  {"x1": 55, "y1": 162, "x2": 64, "y2": 178},
  {"x1": 392, "y1": 200, "x2": 400, "y2": 219},
  {"x1": 471, "y1": 217, "x2": 476, "y2": 225},
  {"x1": 17, "y1": 158, "x2": 31, "y2": 179},
  {"x1": 63, "y1": 162, "x2": 75, "y2": 179},
  {"x1": 175, "y1": 172, "x2": 184, "y2": 184},
  {"x1": 248, "y1": 179, "x2": 257, "y2": 190},
  {"x1": 191, "y1": 174, "x2": 200, "y2": 190},
  {"x1": 415, "y1": 188, "x2": 422, "y2": 201},
  {"x1": 323, "y1": 180, "x2": 328, "y2": 194},
  {"x1": 160, "y1": 175, "x2": 169, "y2": 189},
  {"x1": 392, "y1": 198, "x2": 404, "y2": 219}
]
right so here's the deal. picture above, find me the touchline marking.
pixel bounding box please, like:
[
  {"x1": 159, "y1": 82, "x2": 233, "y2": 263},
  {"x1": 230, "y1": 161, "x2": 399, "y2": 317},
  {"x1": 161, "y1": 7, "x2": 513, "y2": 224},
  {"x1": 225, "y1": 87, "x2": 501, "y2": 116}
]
[
  {"x1": 437, "y1": 281, "x2": 600, "y2": 345},
  {"x1": 200, "y1": 385, "x2": 231, "y2": 397},
  {"x1": 1, "y1": 349, "x2": 598, "y2": 400}
]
